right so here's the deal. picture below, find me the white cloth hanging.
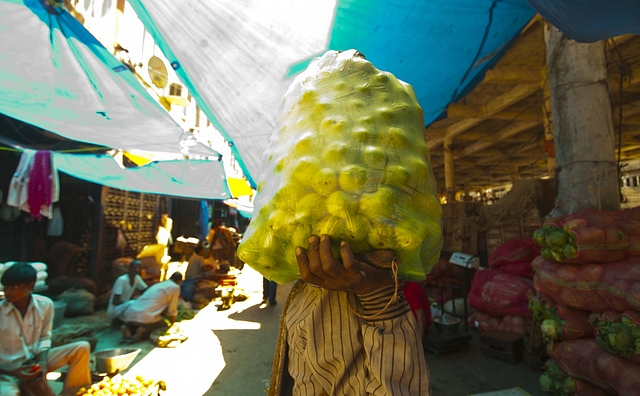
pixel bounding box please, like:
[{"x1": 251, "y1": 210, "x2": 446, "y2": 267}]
[
  {"x1": 6, "y1": 149, "x2": 35, "y2": 213},
  {"x1": 6, "y1": 150, "x2": 60, "y2": 219}
]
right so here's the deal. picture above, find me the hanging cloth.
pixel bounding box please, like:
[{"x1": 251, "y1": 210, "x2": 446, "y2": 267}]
[
  {"x1": 6, "y1": 149, "x2": 35, "y2": 214},
  {"x1": 28, "y1": 150, "x2": 53, "y2": 220}
]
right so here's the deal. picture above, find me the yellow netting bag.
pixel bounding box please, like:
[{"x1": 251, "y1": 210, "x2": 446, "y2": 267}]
[{"x1": 238, "y1": 50, "x2": 442, "y2": 284}]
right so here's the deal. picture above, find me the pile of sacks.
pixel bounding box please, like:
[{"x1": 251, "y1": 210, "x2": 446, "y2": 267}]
[{"x1": 0, "y1": 261, "x2": 48, "y2": 291}]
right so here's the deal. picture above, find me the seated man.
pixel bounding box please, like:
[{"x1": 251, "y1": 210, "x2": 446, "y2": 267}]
[
  {"x1": 180, "y1": 242, "x2": 216, "y2": 302},
  {"x1": 119, "y1": 272, "x2": 183, "y2": 343},
  {"x1": 107, "y1": 259, "x2": 148, "y2": 320},
  {"x1": 0, "y1": 263, "x2": 91, "y2": 396}
]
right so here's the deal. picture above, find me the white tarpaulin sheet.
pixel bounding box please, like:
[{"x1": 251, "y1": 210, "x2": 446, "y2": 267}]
[
  {"x1": 128, "y1": 0, "x2": 536, "y2": 186},
  {"x1": 0, "y1": 0, "x2": 211, "y2": 157},
  {"x1": 54, "y1": 153, "x2": 230, "y2": 199}
]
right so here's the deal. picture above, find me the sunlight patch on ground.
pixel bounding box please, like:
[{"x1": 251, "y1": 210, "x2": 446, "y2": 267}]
[
  {"x1": 124, "y1": 326, "x2": 224, "y2": 396},
  {"x1": 116, "y1": 265, "x2": 270, "y2": 394}
]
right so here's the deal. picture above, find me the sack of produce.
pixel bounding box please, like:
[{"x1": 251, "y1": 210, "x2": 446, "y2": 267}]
[
  {"x1": 540, "y1": 360, "x2": 614, "y2": 396},
  {"x1": 529, "y1": 295, "x2": 593, "y2": 341},
  {"x1": 468, "y1": 269, "x2": 534, "y2": 317},
  {"x1": 468, "y1": 311, "x2": 530, "y2": 335},
  {"x1": 488, "y1": 238, "x2": 540, "y2": 268},
  {"x1": 532, "y1": 256, "x2": 640, "y2": 312},
  {"x1": 58, "y1": 288, "x2": 95, "y2": 317},
  {"x1": 421, "y1": 257, "x2": 463, "y2": 288},
  {"x1": 533, "y1": 207, "x2": 640, "y2": 264},
  {"x1": 238, "y1": 50, "x2": 442, "y2": 284},
  {"x1": 546, "y1": 338, "x2": 640, "y2": 395},
  {"x1": 591, "y1": 310, "x2": 640, "y2": 364}
]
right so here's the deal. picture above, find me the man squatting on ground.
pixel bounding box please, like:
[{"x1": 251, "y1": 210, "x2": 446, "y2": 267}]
[
  {"x1": 119, "y1": 272, "x2": 183, "y2": 343},
  {"x1": 0, "y1": 263, "x2": 91, "y2": 395}
]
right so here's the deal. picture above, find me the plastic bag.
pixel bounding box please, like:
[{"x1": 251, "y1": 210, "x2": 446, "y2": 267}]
[
  {"x1": 238, "y1": 50, "x2": 442, "y2": 284},
  {"x1": 533, "y1": 207, "x2": 640, "y2": 264},
  {"x1": 468, "y1": 269, "x2": 534, "y2": 317},
  {"x1": 532, "y1": 256, "x2": 640, "y2": 312}
]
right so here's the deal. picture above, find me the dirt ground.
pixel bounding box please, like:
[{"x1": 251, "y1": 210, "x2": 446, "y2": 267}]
[{"x1": 50, "y1": 266, "x2": 547, "y2": 396}]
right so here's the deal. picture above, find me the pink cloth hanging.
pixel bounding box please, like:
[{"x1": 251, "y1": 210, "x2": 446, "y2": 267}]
[{"x1": 27, "y1": 150, "x2": 52, "y2": 220}]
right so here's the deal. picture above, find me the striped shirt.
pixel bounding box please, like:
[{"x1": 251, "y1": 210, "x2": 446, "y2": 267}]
[{"x1": 280, "y1": 282, "x2": 431, "y2": 395}]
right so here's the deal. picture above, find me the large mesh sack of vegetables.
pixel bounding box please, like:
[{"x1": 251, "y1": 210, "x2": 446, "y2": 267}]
[
  {"x1": 546, "y1": 338, "x2": 640, "y2": 395},
  {"x1": 533, "y1": 207, "x2": 640, "y2": 264},
  {"x1": 468, "y1": 311, "x2": 531, "y2": 335},
  {"x1": 487, "y1": 238, "x2": 538, "y2": 278},
  {"x1": 532, "y1": 255, "x2": 640, "y2": 312},
  {"x1": 540, "y1": 360, "x2": 614, "y2": 396},
  {"x1": 529, "y1": 294, "x2": 593, "y2": 342},
  {"x1": 591, "y1": 310, "x2": 640, "y2": 364},
  {"x1": 237, "y1": 50, "x2": 442, "y2": 284},
  {"x1": 468, "y1": 268, "x2": 534, "y2": 317}
]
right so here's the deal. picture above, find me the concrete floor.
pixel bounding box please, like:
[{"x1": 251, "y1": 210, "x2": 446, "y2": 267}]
[{"x1": 50, "y1": 266, "x2": 547, "y2": 396}]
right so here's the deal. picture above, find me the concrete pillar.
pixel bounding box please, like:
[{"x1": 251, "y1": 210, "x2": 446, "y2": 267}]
[
  {"x1": 541, "y1": 67, "x2": 556, "y2": 178},
  {"x1": 545, "y1": 24, "x2": 620, "y2": 215},
  {"x1": 444, "y1": 135, "x2": 456, "y2": 203}
]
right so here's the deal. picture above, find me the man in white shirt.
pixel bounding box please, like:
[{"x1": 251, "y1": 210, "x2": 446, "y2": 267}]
[
  {"x1": 120, "y1": 272, "x2": 183, "y2": 343},
  {"x1": 107, "y1": 260, "x2": 148, "y2": 319},
  {"x1": 0, "y1": 263, "x2": 91, "y2": 395}
]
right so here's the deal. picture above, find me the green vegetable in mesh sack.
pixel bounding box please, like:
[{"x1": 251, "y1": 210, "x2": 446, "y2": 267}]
[
  {"x1": 547, "y1": 338, "x2": 640, "y2": 395},
  {"x1": 238, "y1": 50, "x2": 442, "y2": 284},
  {"x1": 539, "y1": 361, "x2": 576, "y2": 396},
  {"x1": 533, "y1": 207, "x2": 640, "y2": 264},
  {"x1": 591, "y1": 310, "x2": 640, "y2": 363},
  {"x1": 539, "y1": 361, "x2": 611, "y2": 396},
  {"x1": 529, "y1": 295, "x2": 593, "y2": 341}
]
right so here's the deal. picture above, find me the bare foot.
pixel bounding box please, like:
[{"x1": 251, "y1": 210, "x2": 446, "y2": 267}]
[
  {"x1": 131, "y1": 327, "x2": 147, "y2": 342},
  {"x1": 121, "y1": 325, "x2": 132, "y2": 340}
]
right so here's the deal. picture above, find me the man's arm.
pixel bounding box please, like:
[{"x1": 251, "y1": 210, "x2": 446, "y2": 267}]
[
  {"x1": 135, "y1": 275, "x2": 148, "y2": 291},
  {"x1": 164, "y1": 287, "x2": 180, "y2": 325},
  {"x1": 111, "y1": 277, "x2": 125, "y2": 306},
  {"x1": 33, "y1": 298, "x2": 54, "y2": 377},
  {"x1": 295, "y1": 235, "x2": 394, "y2": 295},
  {"x1": 0, "y1": 364, "x2": 41, "y2": 381}
]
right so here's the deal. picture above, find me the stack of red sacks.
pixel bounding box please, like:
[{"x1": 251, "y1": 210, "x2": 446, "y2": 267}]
[
  {"x1": 468, "y1": 238, "x2": 538, "y2": 336},
  {"x1": 532, "y1": 207, "x2": 640, "y2": 395}
]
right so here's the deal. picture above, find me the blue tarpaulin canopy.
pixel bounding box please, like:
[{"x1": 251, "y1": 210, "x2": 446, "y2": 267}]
[{"x1": 525, "y1": 0, "x2": 640, "y2": 43}]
